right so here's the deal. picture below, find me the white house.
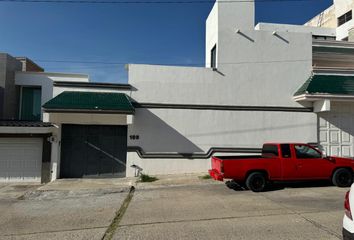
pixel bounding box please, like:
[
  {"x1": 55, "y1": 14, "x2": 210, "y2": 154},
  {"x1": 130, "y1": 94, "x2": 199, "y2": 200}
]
[
  {"x1": 126, "y1": 0, "x2": 354, "y2": 176},
  {"x1": 2, "y1": 0, "x2": 354, "y2": 182}
]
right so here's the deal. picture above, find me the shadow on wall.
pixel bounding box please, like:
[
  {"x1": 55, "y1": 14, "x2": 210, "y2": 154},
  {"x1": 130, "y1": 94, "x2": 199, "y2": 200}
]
[
  {"x1": 129, "y1": 108, "x2": 203, "y2": 153},
  {"x1": 186, "y1": 122, "x2": 315, "y2": 138},
  {"x1": 319, "y1": 112, "x2": 354, "y2": 136}
]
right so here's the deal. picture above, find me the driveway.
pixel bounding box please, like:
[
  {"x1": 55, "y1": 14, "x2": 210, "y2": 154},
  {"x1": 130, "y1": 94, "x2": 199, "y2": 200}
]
[
  {"x1": 113, "y1": 179, "x2": 347, "y2": 240},
  {"x1": 0, "y1": 179, "x2": 133, "y2": 240}
]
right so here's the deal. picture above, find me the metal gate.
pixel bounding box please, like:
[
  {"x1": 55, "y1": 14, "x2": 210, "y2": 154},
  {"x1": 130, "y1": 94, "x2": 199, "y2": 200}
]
[
  {"x1": 60, "y1": 124, "x2": 127, "y2": 178},
  {"x1": 318, "y1": 113, "x2": 354, "y2": 158},
  {"x1": 0, "y1": 138, "x2": 42, "y2": 182}
]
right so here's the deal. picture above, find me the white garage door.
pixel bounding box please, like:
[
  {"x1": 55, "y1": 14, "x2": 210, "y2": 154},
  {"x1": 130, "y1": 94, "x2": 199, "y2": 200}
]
[
  {"x1": 0, "y1": 138, "x2": 42, "y2": 182},
  {"x1": 319, "y1": 113, "x2": 354, "y2": 158}
]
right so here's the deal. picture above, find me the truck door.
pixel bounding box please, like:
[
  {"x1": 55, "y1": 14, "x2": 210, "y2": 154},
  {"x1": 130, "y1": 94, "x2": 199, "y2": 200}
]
[
  {"x1": 280, "y1": 144, "x2": 299, "y2": 180},
  {"x1": 293, "y1": 144, "x2": 333, "y2": 179}
]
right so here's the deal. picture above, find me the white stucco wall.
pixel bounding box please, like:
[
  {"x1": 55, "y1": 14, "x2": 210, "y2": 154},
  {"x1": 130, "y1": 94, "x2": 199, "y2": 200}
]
[
  {"x1": 337, "y1": 20, "x2": 354, "y2": 40},
  {"x1": 44, "y1": 112, "x2": 133, "y2": 125},
  {"x1": 255, "y1": 23, "x2": 336, "y2": 37},
  {"x1": 334, "y1": 0, "x2": 354, "y2": 17},
  {"x1": 205, "y1": 0, "x2": 254, "y2": 68},
  {"x1": 130, "y1": 32, "x2": 313, "y2": 107},
  {"x1": 127, "y1": 0, "x2": 318, "y2": 176},
  {"x1": 334, "y1": 0, "x2": 354, "y2": 40},
  {"x1": 205, "y1": 3, "x2": 218, "y2": 68}
]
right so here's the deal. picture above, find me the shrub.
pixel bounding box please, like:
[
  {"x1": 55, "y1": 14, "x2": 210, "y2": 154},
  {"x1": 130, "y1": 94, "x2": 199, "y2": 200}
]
[
  {"x1": 139, "y1": 174, "x2": 158, "y2": 182},
  {"x1": 199, "y1": 174, "x2": 212, "y2": 180}
]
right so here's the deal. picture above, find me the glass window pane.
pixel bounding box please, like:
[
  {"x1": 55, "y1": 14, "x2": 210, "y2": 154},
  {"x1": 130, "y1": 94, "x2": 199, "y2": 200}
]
[
  {"x1": 262, "y1": 144, "x2": 279, "y2": 158},
  {"x1": 295, "y1": 145, "x2": 321, "y2": 159},
  {"x1": 280, "y1": 144, "x2": 291, "y2": 158},
  {"x1": 211, "y1": 45, "x2": 216, "y2": 69},
  {"x1": 21, "y1": 87, "x2": 41, "y2": 121}
]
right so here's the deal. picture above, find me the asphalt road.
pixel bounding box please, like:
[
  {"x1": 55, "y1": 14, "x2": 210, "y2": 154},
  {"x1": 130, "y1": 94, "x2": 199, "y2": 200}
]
[{"x1": 114, "y1": 181, "x2": 348, "y2": 240}]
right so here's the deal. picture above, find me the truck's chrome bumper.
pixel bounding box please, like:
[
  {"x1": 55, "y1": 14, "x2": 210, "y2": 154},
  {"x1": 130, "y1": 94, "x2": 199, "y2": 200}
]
[{"x1": 209, "y1": 169, "x2": 224, "y2": 181}]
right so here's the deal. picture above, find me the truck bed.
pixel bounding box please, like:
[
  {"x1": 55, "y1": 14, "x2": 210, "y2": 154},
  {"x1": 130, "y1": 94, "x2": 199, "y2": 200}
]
[
  {"x1": 209, "y1": 155, "x2": 278, "y2": 181},
  {"x1": 213, "y1": 155, "x2": 263, "y2": 160}
]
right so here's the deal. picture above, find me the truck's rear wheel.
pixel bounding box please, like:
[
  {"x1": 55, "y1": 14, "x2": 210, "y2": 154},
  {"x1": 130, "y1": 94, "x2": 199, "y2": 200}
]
[
  {"x1": 246, "y1": 172, "x2": 267, "y2": 192},
  {"x1": 332, "y1": 168, "x2": 353, "y2": 187}
]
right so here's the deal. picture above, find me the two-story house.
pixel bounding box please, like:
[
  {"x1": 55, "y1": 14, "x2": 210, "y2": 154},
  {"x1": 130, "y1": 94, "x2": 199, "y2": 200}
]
[{"x1": 3, "y1": 0, "x2": 354, "y2": 183}]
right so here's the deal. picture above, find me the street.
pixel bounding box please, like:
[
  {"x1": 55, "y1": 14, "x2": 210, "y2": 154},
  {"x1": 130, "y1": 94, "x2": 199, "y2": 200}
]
[
  {"x1": 0, "y1": 176, "x2": 348, "y2": 240},
  {"x1": 114, "y1": 179, "x2": 347, "y2": 240}
]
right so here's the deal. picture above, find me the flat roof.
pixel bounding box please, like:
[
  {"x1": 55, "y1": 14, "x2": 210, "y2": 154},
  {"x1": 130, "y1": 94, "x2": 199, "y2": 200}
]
[{"x1": 53, "y1": 81, "x2": 132, "y2": 90}]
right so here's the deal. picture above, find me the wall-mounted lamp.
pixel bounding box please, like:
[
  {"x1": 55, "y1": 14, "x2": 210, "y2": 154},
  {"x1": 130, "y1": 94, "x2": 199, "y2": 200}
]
[{"x1": 47, "y1": 135, "x2": 58, "y2": 143}]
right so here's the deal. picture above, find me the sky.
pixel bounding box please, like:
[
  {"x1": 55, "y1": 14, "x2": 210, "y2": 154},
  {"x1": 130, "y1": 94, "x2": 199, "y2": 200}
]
[{"x1": 0, "y1": 0, "x2": 333, "y2": 83}]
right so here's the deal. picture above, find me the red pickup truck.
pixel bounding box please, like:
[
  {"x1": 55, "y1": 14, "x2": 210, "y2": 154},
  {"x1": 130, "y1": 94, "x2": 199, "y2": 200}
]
[{"x1": 209, "y1": 143, "x2": 354, "y2": 192}]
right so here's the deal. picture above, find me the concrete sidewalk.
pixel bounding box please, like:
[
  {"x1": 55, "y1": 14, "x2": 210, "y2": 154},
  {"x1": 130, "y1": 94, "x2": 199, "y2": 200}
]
[
  {"x1": 38, "y1": 177, "x2": 135, "y2": 191},
  {"x1": 136, "y1": 173, "x2": 219, "y2": 189},
  {"x1": 0, "y1": 178, "x2": 133, "y2": 240},
  {"x1": 0, "y1": 183, "x2": 40, "y2": 200}
]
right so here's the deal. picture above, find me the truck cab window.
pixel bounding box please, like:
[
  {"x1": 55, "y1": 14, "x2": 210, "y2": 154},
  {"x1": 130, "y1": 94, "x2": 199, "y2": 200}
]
[
  {"x1": 280, "y1": 144, "x2": 291, "y2": 158},
  {"x1": 262, "y1": 145, "x2": 278, "y2": 158},
  {"x1": 295, "y1": 145, "x2": 321, "y2": 159}
]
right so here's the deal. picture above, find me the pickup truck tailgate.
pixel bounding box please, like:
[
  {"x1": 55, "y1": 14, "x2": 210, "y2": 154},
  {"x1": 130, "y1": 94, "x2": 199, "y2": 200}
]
[{"x1": 208, "y1": 156, "x2": 224, "y2": 181}]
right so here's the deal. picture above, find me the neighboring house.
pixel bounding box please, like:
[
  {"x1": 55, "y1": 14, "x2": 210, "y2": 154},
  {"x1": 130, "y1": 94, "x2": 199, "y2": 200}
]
[
  {"x1": 2, "y1": 0, "x2": 354, "y2": 183},
  {"x1": 0, "y1": 55, "x2": 133, "y2": 183},
  {"x1": 305, "y1": 0, "x2": 354, "y2": 41}
]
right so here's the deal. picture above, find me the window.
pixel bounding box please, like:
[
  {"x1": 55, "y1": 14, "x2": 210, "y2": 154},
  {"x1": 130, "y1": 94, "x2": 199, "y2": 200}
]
[
  {"x1": 280, "y1": 144, "x2": 291, "y2": 158},
  {"x1": 262, "y1": 144, "x2": 279, "y2": 158},
  {"x1": 294, "y1": 145, "x2": 322, "y2": 159},
  {"x1": 210, "y1": 45, "x2": 216, "y2": 69},
  {"x1": 312, "y1": 35, "x2": 336, "y2": 41},
  {"x1": 338, "y1": 10, "x2": 352, "y2": 26},
  {"x1": 20, "y1": 87, "x2": 41, "y2": 121}
]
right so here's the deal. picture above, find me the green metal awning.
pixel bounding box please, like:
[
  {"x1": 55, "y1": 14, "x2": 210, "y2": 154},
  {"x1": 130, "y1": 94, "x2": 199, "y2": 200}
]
[
  {"x1": 43, "y1": 91, "x2": 135, "y2": 114},
  {"x1": 294, "y1": 75, "x2": 354, "y2": 96}
]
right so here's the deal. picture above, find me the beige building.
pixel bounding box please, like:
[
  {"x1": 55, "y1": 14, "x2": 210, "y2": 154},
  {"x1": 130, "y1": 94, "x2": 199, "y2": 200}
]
[{"x1": 306, "y1": 0, "x2": 354, "y2": 41}]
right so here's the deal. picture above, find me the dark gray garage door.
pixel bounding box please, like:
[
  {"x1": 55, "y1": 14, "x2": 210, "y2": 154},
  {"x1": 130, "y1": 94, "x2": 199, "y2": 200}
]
[{"x1": 60, "y1": 124, "x2": 127, "y2": 178}]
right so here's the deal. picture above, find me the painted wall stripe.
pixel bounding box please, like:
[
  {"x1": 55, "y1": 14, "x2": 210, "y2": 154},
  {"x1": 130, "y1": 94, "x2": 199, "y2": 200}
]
[
  {"x1": 133, "y1": 103, "x2": 313, "y2": 112},
  {"x1": 127, "y1": 146, "x2": 262, "y2": 159}
]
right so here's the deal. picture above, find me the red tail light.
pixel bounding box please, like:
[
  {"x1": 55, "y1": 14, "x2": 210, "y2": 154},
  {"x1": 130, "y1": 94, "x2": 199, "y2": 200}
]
[
  {"x1": 345, "y1": 190, "x2": 352, "y2": 220},
  {"x1": 220, "y1": 162, "x2": 224, "y2": 173}
]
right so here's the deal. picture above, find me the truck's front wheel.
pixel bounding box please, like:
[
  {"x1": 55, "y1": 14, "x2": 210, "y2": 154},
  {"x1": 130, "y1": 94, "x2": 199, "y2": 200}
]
[{"x1": 246, "y1": 172, "x2": 267, "y2": 192}]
